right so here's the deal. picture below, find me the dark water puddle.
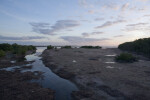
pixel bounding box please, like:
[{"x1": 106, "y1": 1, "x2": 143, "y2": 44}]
[
  {"x1": 105, "y1": 54, "x2": 116, "y2": 57},
  {"x1": 105, "y1": 62, "x2": 115, "y2": 64}
]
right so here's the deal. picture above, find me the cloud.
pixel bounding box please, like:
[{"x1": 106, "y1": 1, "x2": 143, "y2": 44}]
[
  {"x1": 78, "y1": 0, "x2": 87, "y2": 8},
  {"x1": 81, "y1": 20, "x2": 91, "y2": 23},
  {"x1": 126, "y1": 23, "x2": 148, "y2": 27},
  {"x1": 94, "y1": 18, "x2": 104, "y2": 21},
  {"x1": 78, "y1": 0, "x2": 93, "y2": 8},
  {"x1": 121, "y1": 3, "x2": 130, "y2": 11},
  {"x1": 143, "y1": 14, "x2": 150, "y2": 17},
  {"x1": 114, "y1": 35, "x2": 124, "y2": 37},
  {"x1": 123, "y1": 22, "x2": 149, "y2": 32},
  {"x1": 66, "y1": 29, "x2": 73, "y2": 31},
  {"x1": 61, "y1": 36, "x2": 109, "y2": 43},
  {"x1": 0, "y1": 35, "x2": 46, "y2": 41},
  {"x1": 136, "y1": 0, "x2": 149, "y2": 2},
  {"x1": 102, "y1": 4, "x2": 120, "y2": 11},
  {"x1": 82, "y1": 31, "x2": 104, "y2": 37},
  {"x1": 92, "y1": 32, "x2": 104, "y2": 35},
  {"x1": 30, "y1": 20, "x2": 80, "y2": 35},
  {"x1": 30, "y1": 22, "x2": 53, "y2": 35},
  {"x1": 120, "y1": 3, "x2": 147, "y2": 12},
  {"x1": 51, "y1": 20, "x2": 80, "y2": 31},
  {"x1": 82, "y1": 33, "x2": 89, "y2": 37},
  {"x1": 87, "y1": 9, "x2": 100, "y2": 14},
  {"x1": 88, "y1": 10, "x2": 95, "y2": 14},
  {"x1": 0, "y1": 40, "x2": 60, "y2": 46},
  {"x1": 30, "y1": 22, "x2": 50, "y2": 28},
  {"x1": 95, "y1": 20, "x2": 126, "y2": 29}
]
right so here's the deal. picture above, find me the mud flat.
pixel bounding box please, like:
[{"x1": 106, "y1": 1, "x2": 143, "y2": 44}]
[
  {"x1": 0, "y1": 69, "x2": 54, "y2": 100},
  {"x1": 42, "y1": 48, "x2": 150, "y2": 100},
  {"x1": 0, "y1": 50, "x2": 35, "y2": 68},
  {"x1": 0, "y1": 50, "x2": 54, "y2": 100}
]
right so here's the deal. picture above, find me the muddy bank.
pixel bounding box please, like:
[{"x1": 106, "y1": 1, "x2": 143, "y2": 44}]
[
  {"x1": 0, "y1": 49, "x2": 54, "y2": 100},
  {"x1": 0, "y1": 50, "x2": 36, "y2": 68},
  {"x1": 0, "y1": 70, "x2": 54, "y2": 100},
  {"x1": 42, "y1": 48, "x2": 150, "y2": 100}
]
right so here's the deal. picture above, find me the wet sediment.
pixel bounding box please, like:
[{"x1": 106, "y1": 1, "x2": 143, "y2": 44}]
[
  {"x1": 0, "y1": 50, "x2": 54, "y2": 100},
  {"x1": 42, "y1": 48, "x2": 150, "y2": 100}
]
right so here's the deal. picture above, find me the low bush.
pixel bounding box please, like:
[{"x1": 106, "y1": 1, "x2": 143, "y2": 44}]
[
  {"x1": 27, "y1": 45, "x2": 36, "y2": 50},
  {"x1": 118, "y1": 37, "x2": 150, "y2": 58},
  {"x1": 0, "y1": 43, "x2": 13, "y2": 51},
  {"x1": 62, "y1": 46, "x2": 72, "y2": 49},
  {"x1": 115, "y1": 53, "x2": 137, "y2": 63},
  {"x1": 0, "y1": 43, "x2": 36, "y2": 56},
  {"x1": 0, "y1": 50, "x2": 5, "y2": 57},
  {"x1": 47, "y1": 45, "x2": 54, "y2": 49},
  {"x1": 80, "y1": 46, "x2": 101, "y2": 49}
]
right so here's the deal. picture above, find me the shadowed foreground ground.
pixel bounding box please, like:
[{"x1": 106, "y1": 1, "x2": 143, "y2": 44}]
[
  {"x1": 0, "y1": 70, "x2": 54, "y2": 100},
  {"x1": 42, "y1": 48, "x2": 150, "y2": 100},
  {"x1": 0, "y1": 50, "x2": 54, "y2": 100}
]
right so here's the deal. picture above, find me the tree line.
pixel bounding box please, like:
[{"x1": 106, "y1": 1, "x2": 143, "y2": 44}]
[
  {"x1": 0, "y1": 43, "x2": 36, "y2": 57},
  {"x1": 118, "y1": 38, "x2": 150, "y2": 58}
]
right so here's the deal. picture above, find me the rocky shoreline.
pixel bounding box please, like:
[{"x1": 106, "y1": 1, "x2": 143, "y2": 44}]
[{"x1": 42, "y1": 48, "x2": 150, "y2": 100}]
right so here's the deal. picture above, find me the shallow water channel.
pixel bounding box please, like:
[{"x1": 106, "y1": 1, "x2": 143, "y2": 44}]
[
  {"x1": 6, "y1": 47, "x2": 78, "y2": 100},
  {"x1": 27, "y1": 47, "x2": 79, "y2": 100}
]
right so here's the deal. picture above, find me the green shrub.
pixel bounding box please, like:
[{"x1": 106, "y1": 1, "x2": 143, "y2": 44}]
[
  {"x1": 0, "y1": 43, "x2": 36, "y2": 56},
  {"x1": 80, "y1": 46, "x2": 101, "y2": 49},
  {"x1": 27, "y1": 45, "x2": 36, "y2": 50},
  {"x1": 118, "y1": 37, "x2": 150, "y2": 58},
  {"x1": 47, "y1": 45, "x2": 54, "y2": 49},
  {"x1": 62, "y1": 46, "x2": 72, "y2": 49},
  {"x1": 115, "y1": 53, "x2": 137, "y2": 63},
  {"x1": 0, "y1": 43, "x2": 12, "y2": 51},
  {"x1": 13, "y1": 47, "x2": 26, "y2": 55},
  {"x1": 0, "y1": 50, "x2": 5, "y2": 57}
]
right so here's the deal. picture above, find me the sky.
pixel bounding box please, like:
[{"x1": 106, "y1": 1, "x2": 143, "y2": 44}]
[{"x1": 0, "y1": 0, "x2": 150, "y2": 46}]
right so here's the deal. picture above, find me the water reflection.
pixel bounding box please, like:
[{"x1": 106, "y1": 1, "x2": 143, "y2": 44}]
[
  {"x1": 105, "y1": 62, "x2": 115, "y2": 64},
  {"x1": 106, "y1": 66, "x2": 114, "y2": 68},
  {"x1": 105, "y1": 54, "x2": 116, "y2": 57}
]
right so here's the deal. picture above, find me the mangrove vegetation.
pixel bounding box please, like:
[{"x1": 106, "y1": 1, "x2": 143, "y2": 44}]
[
  {"x1": 80, "y1": 46, "x2": 102, "y2": 49},
  {"x1": 115, "y1": 53, "x2": 137, "y2": 63},
  {"x1": 0, "y1": 43, "x2": 36, "y2": 57},
  {"x1": 118, "y1": 37, "x2": 150, "y2": 58}
]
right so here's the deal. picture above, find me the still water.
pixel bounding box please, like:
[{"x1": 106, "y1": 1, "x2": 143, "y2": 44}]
[{"x1": 25, "y1": 47, "x2": 78, "y2": 100}]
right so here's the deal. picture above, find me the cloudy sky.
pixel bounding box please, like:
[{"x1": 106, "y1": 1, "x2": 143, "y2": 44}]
[{"x1": 0, "y1": 0, "x2": 150, "y2": 46}]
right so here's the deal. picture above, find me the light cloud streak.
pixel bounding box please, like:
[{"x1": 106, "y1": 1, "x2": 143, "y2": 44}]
[
  {"x1": 0, "y1": 35, "x2": 46, "y2": 41},
  {"x1": 61, "y1": 36, "x2": 109, "y2": 43},
  {"x1": 30, "y1": 20, "x2": 80, "y2": 35},
  {"x1": 96, "y1": 20, "x2": 126, "y2": 29},
  {"x1": 82, "y1": 32, "x2": 104, "y2": 37}
]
